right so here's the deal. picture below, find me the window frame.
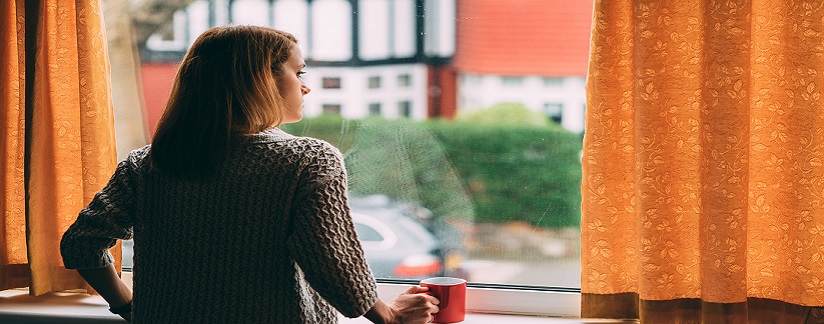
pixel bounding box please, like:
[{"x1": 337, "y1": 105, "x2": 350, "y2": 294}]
[
  {"x1": 376, "y1": 280, "x2": 580, "y2": 317},
  {"x1": 99, "y1": 0, "x2": 586, "y2": 318},
  {"x1": 0, "y1": 279, "x2": 581, "y2": 322}
]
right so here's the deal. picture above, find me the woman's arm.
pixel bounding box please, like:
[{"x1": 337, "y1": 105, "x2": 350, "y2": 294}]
[
  {"x1": 60, "y1": 157, "x2": 139, "y2": 320},
  {"x1": 76, "y1": 264, "x2": 133, "y2": 322}
]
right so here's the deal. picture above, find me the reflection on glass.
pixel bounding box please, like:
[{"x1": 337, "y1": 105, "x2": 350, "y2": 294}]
[{"x1": 115, "y1": 0, "x2": 591, "y2": 289}]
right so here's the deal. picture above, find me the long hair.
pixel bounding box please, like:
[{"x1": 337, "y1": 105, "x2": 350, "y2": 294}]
[{"x1": 150, "y1": 26, "x2": 297, "y2": 179}]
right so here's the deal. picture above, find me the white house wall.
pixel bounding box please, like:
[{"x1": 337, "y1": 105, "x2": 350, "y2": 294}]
[
  {"x1": 303, "y1": 64, "x2": 429, "y2": 120},
  {"x1": 458, "y1": 74, "x2": 586, "y2": 133}
]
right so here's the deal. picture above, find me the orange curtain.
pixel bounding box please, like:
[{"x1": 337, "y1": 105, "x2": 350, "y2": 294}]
[
  {"x1": 0, "y1": 0, "x2": 118, "y2": 295},
  {"x1": 583, "y1": 0, "x2": 824, "y2": 322}
]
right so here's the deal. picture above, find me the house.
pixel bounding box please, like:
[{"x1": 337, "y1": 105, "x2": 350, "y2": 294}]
[
  {"x1": 139, "y1": 0, "x2": 456, "y2": 134},
  {"x1": 138, "y1": 0, "x2": 593, "y2": 134},
  {"x1": 453, "y1": 0, "x2": 593, "y2": 133}
]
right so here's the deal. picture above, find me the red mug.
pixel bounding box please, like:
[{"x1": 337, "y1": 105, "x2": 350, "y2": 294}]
[{"x1": 420, "y1": 277, "x2": 467, "y2": 323}]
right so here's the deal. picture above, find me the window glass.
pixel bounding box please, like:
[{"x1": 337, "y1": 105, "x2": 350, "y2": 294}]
[
  {"x1": 368, "y1": 76, "x2": 381, "y2": 89},
  {"x1": 397, "y1": 74, "x2": 411, "y2": 87},
  {"x1": 368, "y1": 102, "x2": 382, "y2": 115},
  {"x1": 501, "y1": 76, "x2": 524, "y2": 86},
  {"x1": 113, "y1": 0, "x2": 588, "y2": 292},
  {"x1": 322, "y1": 103, "x2": 342, "y2": 115},
  {"x1": 322, "y1": 77, "x2": 342, "y2": 89},
  {"x1": 544, "y1": 102, "x2": 564, "y2": 124},
  {"x1": 543, "y1": 77, "x2": 564, "y2": 87},
  {"x1": 397, "y1": 101, "x2": 412, "y2": 117}
]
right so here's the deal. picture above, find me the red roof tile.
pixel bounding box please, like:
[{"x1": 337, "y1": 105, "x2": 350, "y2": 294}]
[{"x1": 454, "y1": 0, "x2": 593, "y2": 76}]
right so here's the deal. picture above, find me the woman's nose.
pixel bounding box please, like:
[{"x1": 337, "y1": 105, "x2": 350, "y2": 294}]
[{"x1": 301, "y1": 85, "x2": 311, "y2": 95}]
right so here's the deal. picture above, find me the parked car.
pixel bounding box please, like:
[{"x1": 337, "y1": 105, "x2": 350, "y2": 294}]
[
  {"x1": 121, "y1": 195, "x2": 465, "y2": 280},
  {"x1": 349, "y1": 195, "x2": 465, "y2": 279}
]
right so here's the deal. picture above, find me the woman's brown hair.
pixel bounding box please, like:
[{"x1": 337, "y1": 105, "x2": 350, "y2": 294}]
[{"x1": 150, "y1": 25, "x2": 297, "y2": 179}]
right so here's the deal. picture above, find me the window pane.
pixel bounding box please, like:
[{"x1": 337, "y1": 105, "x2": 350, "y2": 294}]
[
  {"x1": 322, "y1": 104, "x2": 342, "y2": 115},
  {"x1": 119, "y1": 0, "x2": 590, "y2": 290},
  {"x1": 368, "y1": 76, "x2": 381, "y2": 89},
  {"x1": 397, "y1": 74, "x2": 411, "y2": 87},
  {"x1": 322, "y1": 77, "x2": 342, "y2": 89},
  {"x1": 501, "y1": 76, "x2": 523, "y2": 86},
  {"x1": 397, "y1": 101, "x2": 412, "y2": 117},
  {"x1": 368, "y1": 103, "x2": 382, "y2": 115}
]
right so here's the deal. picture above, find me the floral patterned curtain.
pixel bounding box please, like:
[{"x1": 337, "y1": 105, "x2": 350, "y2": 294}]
[
  {"x1": 0, "y1": 0, "x2": 118, "y2": 295},
  {"x1": 583, "y1": 0, "x2": 824, "y2": 322}
]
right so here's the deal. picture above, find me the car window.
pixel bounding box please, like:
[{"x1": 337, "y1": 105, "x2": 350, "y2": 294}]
[{"x1": 354, "y1": 222, "x2": 383, "y2": 242}]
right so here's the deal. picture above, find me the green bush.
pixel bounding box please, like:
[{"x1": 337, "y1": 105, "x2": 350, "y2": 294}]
[
  {"x1": 456, "y1": 103, "x2": 550, "y2": 127},
  {"x1": 425, "y1": 120, "x2": 582, "y2": 228},
  {"x1": 281, "y1": 114, "x2": 582, "y2": 228}
]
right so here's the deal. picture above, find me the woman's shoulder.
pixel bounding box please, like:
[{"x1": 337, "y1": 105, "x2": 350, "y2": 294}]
[
  {"x1": 245, "y1": 128, "x2": 339, "y2": 153},
  {"x1": 128, "y1": 145, "x2": 152, "y2": 160},
  {"x1": 248, "y1": 128, "x2": 340, "y2": 156},
  {"x1": 288, "y1": 136, "x2": 340, "y2": 155},
  {"x1": 121, "y1": 145, "x2": 152, "y2": 168}
]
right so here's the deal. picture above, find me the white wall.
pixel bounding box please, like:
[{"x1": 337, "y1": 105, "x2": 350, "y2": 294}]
[
  {"x1": 458, "y1": 74, "x2": 586, "y2": 133},
  {"x1": 302, "y1": 64, "x2": 429, "y2": 121}
]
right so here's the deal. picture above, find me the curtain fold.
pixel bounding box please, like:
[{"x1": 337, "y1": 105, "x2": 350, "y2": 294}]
[
  {"x1": 0, "y1": 0, "x2": 118, "y2": 295},
  {"x1": 0, "y1": 0, "x2": 29, "y2": 292},
  {"x1": 583, "y1": 0, "x2": 824, "y2": 321}
]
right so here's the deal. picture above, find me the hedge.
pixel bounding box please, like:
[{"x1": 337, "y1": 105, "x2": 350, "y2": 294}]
[{"x1": 281, "y1": 115, "x2": 582, "y2": 228}]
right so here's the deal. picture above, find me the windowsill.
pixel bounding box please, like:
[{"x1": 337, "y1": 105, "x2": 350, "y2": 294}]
[
  {"x1": 0, "y1": 288, "x2": 636, "y2": 324},
  {"x1": 0, "y1": 273, "x2": 634, "y2": 324}
]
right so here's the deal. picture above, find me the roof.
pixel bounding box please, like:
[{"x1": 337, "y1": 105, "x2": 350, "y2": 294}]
[{"x1": 453, "y1": 0, "x2": 594, "y2": 76}]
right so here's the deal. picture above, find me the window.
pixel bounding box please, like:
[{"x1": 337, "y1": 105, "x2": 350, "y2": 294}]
[
  {"x1": 322, "y1": 104, "x2": 342, "y2": 115},
  {"x1": 543, "y1": 77, "x2": 564, "y2": 87},
  {"x1": 501, "y1": 76, "x2": 523, "y2": 86},
  {"x1": 322, "y1": 77, "x2": 342, "y2": 89},
  {"x1": 368, "y1": 76, "x2": 381, "y2": 89},
  {"x1": 397, "y1": 74, "x2": 411, "y2": 87},
  {"x1": 368, "y1": 103, "x2": 382, "y2": 115},
  {"x1": 544, "y1": 102, "x2": 564, "y2": 124},
  {"x1": 398, "y1": 101, "x2": 412, "y2": 117},
  {"x1": 99, "y1": 0, "x2": 591, "y2": 319}
]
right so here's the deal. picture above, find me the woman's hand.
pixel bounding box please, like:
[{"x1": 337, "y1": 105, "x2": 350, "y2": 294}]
[
  {"x1": 364, "y1": 286, "x2": 440, "y2": 324},
  {"x1": 386, "y1": 286, "x2": 440, "y2": 323}
]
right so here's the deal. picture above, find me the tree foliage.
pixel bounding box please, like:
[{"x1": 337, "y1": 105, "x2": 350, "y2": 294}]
[{"x1": 282, "y1": 115, "x2": 582, "y2": 228}]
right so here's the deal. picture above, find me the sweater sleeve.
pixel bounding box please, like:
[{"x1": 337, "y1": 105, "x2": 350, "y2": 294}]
[
  {"x1": 287, "y1": 141, "x2": 379, "y2": 318},
  {"x1": 60, "y1": 158, "x2": 136, "y2": 270}
]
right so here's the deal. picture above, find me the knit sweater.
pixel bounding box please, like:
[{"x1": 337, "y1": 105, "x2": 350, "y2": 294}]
[{"x1": 60, "y1": 128, "x2": 378, "y2": 323}]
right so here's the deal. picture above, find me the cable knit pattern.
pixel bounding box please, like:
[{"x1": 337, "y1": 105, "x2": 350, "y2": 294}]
[{"x1": 60, "y1": 128, "x2": 378, "y2": 323}]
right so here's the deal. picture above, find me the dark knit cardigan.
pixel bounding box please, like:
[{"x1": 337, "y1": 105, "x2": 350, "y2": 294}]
[{"x1": 60, "y1": 128, "x2": 378, "y2": 323}]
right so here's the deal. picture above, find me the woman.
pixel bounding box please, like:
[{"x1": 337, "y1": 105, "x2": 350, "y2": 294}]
[{"x1": 60, "y1": 25, "x2": 439, "y2": 323}]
